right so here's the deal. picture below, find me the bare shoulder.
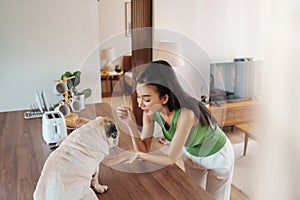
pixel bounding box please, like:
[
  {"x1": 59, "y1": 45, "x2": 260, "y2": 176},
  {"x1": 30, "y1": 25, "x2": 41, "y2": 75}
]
[
  {"x1": 180, "y1": 108, "x2": 195, "y2": 119},
  {"x1": 179, "y1": 108, "x2": 197, "y2": 126}
]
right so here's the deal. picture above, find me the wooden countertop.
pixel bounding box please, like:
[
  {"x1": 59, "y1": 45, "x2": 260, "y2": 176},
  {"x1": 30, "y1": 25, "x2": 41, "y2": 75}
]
[{"x1": 0, "y1": 102, "x2": 213, "y2": 200}]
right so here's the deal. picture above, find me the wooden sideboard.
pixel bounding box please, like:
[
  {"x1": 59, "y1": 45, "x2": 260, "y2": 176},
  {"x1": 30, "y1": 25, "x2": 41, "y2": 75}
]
[
  {"x1": 209, "y1": 99, "x2": 259, "y2": 127},
  {"x1": 101, "y1": 71, "x2": 124, "y2": 97}
]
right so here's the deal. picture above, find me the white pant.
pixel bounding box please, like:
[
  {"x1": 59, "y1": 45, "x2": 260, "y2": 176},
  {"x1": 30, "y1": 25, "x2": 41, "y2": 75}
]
[{"x1": 183, "y1": 138, "x2": 234, "y2": 200}]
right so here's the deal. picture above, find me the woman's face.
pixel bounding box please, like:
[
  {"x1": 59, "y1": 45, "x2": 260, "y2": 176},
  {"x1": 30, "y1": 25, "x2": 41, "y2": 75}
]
[{"x1": 136, "y1": 84, "x2": 167, "y2": 116}]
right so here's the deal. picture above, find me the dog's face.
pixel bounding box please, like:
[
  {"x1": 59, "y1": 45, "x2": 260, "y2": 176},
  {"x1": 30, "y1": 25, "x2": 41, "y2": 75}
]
[
  {"x1": 97, "y1": 117, "x2": 118, "y2": 146},
  {"x1": 104, "y1": 123, "x2": 118, "y2": 139}
]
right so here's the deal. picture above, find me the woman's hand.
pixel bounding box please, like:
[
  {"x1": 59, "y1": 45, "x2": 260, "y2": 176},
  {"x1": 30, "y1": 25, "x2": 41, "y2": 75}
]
[
  {"x1": 103, "y1": 151, "x2": 138, "y2": 166},
  {"x1": 116, "y1": 106, "x2": 136, "y2": 125}
]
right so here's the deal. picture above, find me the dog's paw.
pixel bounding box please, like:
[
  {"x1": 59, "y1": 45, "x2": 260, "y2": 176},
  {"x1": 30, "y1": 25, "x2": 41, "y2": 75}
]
[{"x1": 92, "y1": 183, "x2": 109, "y2": 194}]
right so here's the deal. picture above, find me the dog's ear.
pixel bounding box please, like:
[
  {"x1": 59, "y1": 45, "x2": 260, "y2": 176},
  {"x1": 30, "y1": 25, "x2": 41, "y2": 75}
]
[
  {"x1": 97, "y1": 117, "x2": 113, "y2": 127},
  {"x1": 104, "y1": 123, "x2": 118, "y2": 139}
]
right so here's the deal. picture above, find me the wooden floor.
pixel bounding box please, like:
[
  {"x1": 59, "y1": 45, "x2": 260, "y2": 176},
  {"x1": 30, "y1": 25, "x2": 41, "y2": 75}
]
[{"x1": 102, "y1": 97, "x2": 251, "y2": 200}]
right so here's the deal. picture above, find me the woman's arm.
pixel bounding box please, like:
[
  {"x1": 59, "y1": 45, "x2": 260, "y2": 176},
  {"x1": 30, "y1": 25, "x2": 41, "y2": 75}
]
[
  {"x1": 128, "y1": 113, "x2": 154, "y2": 152},
  {"x1": 116, "y1": 106, "x2": 154, "y2": 152},
  {"x1": 107, "y1": 109, "x2": 195, "y2": 167}
]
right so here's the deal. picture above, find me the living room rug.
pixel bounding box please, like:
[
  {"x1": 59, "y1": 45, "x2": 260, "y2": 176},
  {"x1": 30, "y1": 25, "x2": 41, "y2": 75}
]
[{"x1": 232, "y1": 140, "x2": 258, "y2": 199}]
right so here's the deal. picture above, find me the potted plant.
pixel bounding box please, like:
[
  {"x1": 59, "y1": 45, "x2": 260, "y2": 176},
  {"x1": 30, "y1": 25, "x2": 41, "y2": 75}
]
[
  {"x1": 61, "y1": 71, "x2": 92, "y2": 98},
  {"x1": 60, "y1": 71, "x2": 92, "y2": 110}
]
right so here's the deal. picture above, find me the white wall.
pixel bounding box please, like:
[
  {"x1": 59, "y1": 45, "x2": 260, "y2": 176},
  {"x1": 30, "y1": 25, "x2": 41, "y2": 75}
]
[
  {"x1": 153, "y1": 0, "x2": 268, "y2": 97},
  {"x1": 98, "y1": 0, "x2": 131, "y2": 70},
  {"x1": 0, "y1": 0, "x2": 100, "y2": 112},
  {"x1": 154, "y1": 0, "x2": 268, "y2": 62}
]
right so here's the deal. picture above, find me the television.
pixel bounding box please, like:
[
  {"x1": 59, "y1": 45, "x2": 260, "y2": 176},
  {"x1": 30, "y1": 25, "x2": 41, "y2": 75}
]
[{"x1": 209, "y1": 60, "x2": 264, "y2": 102}]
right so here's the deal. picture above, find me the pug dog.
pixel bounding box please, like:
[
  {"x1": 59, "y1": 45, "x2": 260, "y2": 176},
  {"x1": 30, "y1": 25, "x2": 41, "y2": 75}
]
[{"x1": 33, "y1": 116, "x2": 118, "y2": 200}]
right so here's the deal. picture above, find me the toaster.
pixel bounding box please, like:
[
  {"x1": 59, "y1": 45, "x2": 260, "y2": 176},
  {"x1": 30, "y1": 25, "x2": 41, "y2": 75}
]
[{"x1": 42, "y1": 111, "x2": 67, "y2": 145}]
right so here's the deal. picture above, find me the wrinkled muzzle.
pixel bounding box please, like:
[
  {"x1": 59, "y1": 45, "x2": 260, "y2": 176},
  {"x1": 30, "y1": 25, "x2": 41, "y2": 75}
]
[{"x1": 105, "y1": 123, "x2": 118, "y2": 139}]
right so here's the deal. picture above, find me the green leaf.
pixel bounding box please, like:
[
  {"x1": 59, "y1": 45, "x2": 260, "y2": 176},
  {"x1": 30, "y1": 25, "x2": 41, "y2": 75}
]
[
  {"x1": 72, "y1": 71, "x2": 81, "y2": 87},
  {"x1": 73, "y1": 71, "x2": 81, "y2": 77},
  {"x1": 73, "y1": 76, "x2": 80, "y2": 87},
  {"x1": 82, "y1": 88, "x2": 92, "y2": 99},
  {"x1": 67, "y1": 79, "x2": 74, "y2": 90},
  {"x1": 61, "y1": 71, "x2": 72, "y2": 80},
  {"x1": 65, "y1": 71, "x2": 72, "y2": 77}
]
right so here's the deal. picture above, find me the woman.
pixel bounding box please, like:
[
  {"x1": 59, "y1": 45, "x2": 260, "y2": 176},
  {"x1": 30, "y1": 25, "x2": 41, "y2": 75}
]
[{"x1": 104, "y1": 60, "x2": 234, "y2": 200}]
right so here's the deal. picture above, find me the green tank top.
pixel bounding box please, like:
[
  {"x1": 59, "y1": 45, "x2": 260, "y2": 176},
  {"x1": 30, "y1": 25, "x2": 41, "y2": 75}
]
[{"x1": 153, "y1": 109, "x2": 226, "y2": 157}]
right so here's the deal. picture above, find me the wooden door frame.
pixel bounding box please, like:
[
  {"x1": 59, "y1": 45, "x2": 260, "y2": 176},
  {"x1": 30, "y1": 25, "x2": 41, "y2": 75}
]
[{"x1": 131, "y1": 0, "x2": 153, "y2": 128}]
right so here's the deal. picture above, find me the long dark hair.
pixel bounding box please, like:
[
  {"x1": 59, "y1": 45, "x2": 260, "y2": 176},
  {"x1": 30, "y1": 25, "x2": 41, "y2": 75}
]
[{"x1": 137, "y1": 60, "x2": 217, "y2": 127}]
